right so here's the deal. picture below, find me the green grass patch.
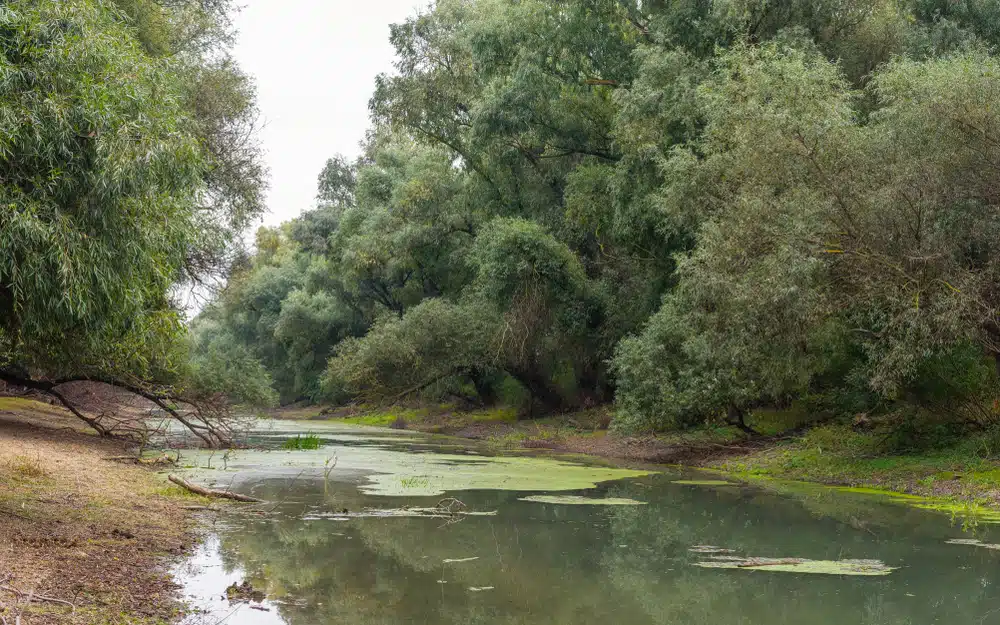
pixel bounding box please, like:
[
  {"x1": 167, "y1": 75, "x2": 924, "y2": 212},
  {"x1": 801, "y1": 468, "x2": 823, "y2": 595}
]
[
  {"x1": 485, "y1": 431, "x2": 530, "y2": 450},
  {"x1": 6, "y1": 454, "x2": 49, "y2": 479},
  {"x1": 341, "y1": 405, "x2": 519, "y2": 428},
  {"x1": 152, "y1": 485, "x2": 212, "y2": 501},
  {"x1": 343, "y1": 411, "x2": 409, "y2": 427},
  {"x1": 0, "y1": 396, "x2": 72, "y2": 421},
  {"x1": 282, "y1": 433, "x2": 322, "y2": 450},
  {"x1": 710, "y1": 422, "x2": 1000, "y2": 505},
  {"x1": 0, "y1": 396, "x2": 53, "y2": 411},
  {"x1": 464, "y1": 407, "x2": 519, "y2": 423},
  {"x1": 342, "y1": 407, "x2": 432, "y2": 427}
]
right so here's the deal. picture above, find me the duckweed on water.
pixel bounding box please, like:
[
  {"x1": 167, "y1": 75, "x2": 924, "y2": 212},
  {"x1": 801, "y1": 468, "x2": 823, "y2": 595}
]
[
  {"x1": 945, "y1": 538, "x2": 1000, "y2": 550},
  {"x1": 693, "y1": 556, "x2": 896, "y2": 576},
  {"x1": 359, "y1": 455, "x2": 651, "y2": 496},
  {"x1": 304, "y1": 507, "x2": 497, "y2": 520},
  {"x1": 181, "y1": 425, "x2": 653, "y2": 497},
  {"x1": 688, "y1": 545, "x2": 736, "y2": 554},
  {"x1": 518, "y1": 495, "x2": 646, "y2": 506}
]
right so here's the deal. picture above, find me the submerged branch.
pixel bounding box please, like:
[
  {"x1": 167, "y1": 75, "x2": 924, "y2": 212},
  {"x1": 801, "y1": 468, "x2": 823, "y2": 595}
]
[{"x1": 168, "y1": 474, "x2": 263, "y2": 503}]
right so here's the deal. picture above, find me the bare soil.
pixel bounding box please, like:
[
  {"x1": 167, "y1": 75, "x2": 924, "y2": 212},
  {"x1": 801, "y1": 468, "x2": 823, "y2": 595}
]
[{"x1": 0, "y1": 397, "x2": 197, "y2": 625}]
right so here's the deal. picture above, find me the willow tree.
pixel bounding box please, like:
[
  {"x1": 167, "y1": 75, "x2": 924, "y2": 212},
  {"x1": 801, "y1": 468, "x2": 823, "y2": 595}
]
[
  {"x1": 614, "y1": 42, "x2": 1000, "y2": 432},
  {"x1": 0, "y1": 0, "x2": 267, "y2": 445}
]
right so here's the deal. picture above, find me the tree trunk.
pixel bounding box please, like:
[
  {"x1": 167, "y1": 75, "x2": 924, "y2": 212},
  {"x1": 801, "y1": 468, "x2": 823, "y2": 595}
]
[
  {"x1": 508, "y1": 369, "x2": 564, "y2": 417},
  {"x1": 468, "y1": 369, "x2": 497, "y2": 406},
  {"x1": 0, "y1": 369, "x2": 230, "y2": 447},
  {"x1": 726, "y1": 404, "x2": 758, "y2": 435},
  {"x1": 0, "y1": 370, "x2": 112, "y2": 437}
]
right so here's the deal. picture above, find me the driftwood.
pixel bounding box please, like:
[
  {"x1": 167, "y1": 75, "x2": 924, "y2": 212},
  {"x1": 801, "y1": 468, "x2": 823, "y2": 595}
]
[
  {"x1": 0, "y1": 584, "x2": 75, "y2": 612},
  {"x1": 105, "y1": 454, "x2": 175, "y2": 466},
  {"x1": 167, "y1": 475, "x2": 263, "y2": 503}
]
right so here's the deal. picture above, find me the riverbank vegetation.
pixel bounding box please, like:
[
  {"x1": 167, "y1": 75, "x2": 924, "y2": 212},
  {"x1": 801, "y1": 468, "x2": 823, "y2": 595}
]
[
  {"x1": 299, "y1": 402, "x2": 1000, "y2": 510},
  {"x1": 14, "y1": 0, "x2": 1000, "y2": 620},
  {"x1": 195, "y1": 0, "x2": 1000, "y2": 452}
]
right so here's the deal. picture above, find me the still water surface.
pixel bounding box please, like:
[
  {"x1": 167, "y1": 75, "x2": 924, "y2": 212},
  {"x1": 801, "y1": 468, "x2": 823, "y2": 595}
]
[{"x1": 175, "y1": 422, "x2": 1000, "y2": 625}]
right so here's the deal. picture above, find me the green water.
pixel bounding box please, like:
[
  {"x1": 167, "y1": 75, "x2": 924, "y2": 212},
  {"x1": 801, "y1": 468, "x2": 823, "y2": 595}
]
[{"x1": 176, "y1": 422, "x2": 1000, "y2": 624}]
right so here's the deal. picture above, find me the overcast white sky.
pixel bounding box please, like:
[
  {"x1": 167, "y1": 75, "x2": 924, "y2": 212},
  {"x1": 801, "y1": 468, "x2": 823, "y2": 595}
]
[{"x1": 232, "y1": 0, "x2": 424, "y2": 227}]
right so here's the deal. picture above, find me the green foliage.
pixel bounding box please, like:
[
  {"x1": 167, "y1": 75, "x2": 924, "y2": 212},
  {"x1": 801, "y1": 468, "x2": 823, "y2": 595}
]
[
  {"x1": 324, "y1": 299, "x2": 499, "y2": 402},
  {"x1": 614, "y1": 40, "x2": 1000, "y2": 433},
  {"x1": 195, "y1": 0, "x2": 1000, "y2": 445},
  {"x1": 185, "y1": 316, "x2": 278, "y2": 407},
  {"x1": 0, "y1": 0, "x2": 199, "y2": 380},
  {"x1": 0, "y1": 0, "x2": 268, "y2": 438},
  {"x1": 282, "y1": 434, "x2": 322, "y2": 450}
]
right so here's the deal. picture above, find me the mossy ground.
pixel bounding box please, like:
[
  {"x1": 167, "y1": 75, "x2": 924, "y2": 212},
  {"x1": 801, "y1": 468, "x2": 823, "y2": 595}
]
[{"x1": 0, "y1": 396, "x2": 201, "y2": 625}]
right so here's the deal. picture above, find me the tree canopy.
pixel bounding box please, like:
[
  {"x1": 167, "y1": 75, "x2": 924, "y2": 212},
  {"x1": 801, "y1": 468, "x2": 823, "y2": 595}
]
[
  {"x1": 0, "y1": 0, "x2": 267, "y2": 443},
  {"x1": 193, "y1": 0, "x2": 1000, "y2": 431},
  {"x1": 22, "y1": 0, "x2": 998, "y2": 437}
]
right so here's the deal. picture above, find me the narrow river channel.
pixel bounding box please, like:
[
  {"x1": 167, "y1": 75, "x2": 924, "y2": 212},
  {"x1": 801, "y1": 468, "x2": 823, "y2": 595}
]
[{"x1": 173, "y1": 421, "x2": 1000, "y2": 624}]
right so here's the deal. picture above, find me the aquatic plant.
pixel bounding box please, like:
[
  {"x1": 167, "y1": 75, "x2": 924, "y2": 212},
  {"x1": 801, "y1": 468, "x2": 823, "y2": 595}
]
[
  {"x1": 399, "y1": 476, "x2": 430, "y2": 489},
  {"x1": 283, "y1": 434, "x2": 322, "y2": 450}
]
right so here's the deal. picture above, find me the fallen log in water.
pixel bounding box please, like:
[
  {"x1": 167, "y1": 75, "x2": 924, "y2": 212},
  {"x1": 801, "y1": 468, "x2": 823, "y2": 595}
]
[{"x1": 168, "y1": 474, "x2": 263, "y2": 503}]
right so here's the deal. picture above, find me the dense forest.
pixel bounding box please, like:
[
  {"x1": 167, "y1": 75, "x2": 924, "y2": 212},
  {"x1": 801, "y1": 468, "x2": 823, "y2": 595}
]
[
  {"x1": 6, "y1": 0, "x2": 1000, "y2": 439},
  {"x1": 193, "y1": 0, "x2": 1000, "y2": 434}
]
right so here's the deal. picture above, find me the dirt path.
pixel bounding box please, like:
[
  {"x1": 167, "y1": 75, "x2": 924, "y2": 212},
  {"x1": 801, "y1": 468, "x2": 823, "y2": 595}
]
[{"x1": 0, "y1": 398, "x2": 196, "y2": 624}]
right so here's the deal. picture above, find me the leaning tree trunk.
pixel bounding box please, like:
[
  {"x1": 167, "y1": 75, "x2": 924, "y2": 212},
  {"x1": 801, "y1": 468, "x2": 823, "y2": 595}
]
[{"x1": 0, "y1": 369, "x2": 231, "y2": 447}]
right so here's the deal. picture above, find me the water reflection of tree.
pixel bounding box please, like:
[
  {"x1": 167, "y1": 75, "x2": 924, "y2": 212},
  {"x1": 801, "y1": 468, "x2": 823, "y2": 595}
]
[
  {"x1": 208, "y1": 476, "x2": 1000, "y2": 625},
  {"x1": 214, "y1": 488, "x2": 659, "y2": 624},
  {"x1": 603, "y1": 483, "x2": 1000, "y2": 625}
]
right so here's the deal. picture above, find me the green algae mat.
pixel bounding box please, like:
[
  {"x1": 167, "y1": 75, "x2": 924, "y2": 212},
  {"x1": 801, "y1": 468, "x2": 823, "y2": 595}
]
[
  {"x1": 179, "y1": 432, "x2": 652, "y2": 497},
  {"x1": 174, "y1": 422, "x2": 1000, "y2": 625},
  {"x1": 692, "y1": 556, "x2": 896, "y2": 576}
]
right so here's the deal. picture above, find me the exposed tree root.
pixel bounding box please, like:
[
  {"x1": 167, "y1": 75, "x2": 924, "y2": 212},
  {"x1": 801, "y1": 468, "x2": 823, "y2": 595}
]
[{"x1": 0, "y1": 584, "x2": 75, "y2": 613}]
